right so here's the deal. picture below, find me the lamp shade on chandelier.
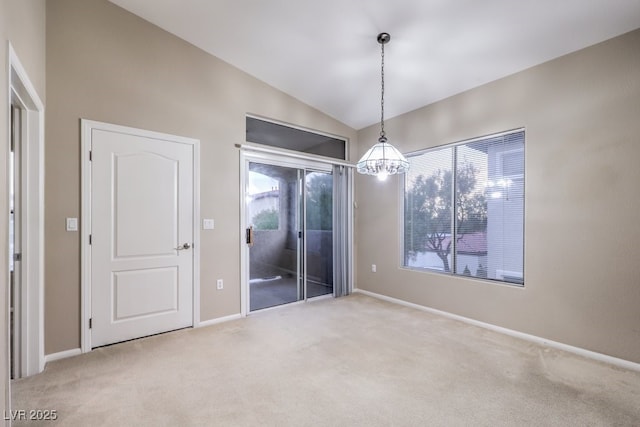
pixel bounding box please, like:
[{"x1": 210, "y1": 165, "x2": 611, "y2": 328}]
[
  {"x1": 356, "y1": 32, "x2": 409, "y2": 181},
  {"x1": 356, "y1": 136, "x2": 409, "y2": 181}
]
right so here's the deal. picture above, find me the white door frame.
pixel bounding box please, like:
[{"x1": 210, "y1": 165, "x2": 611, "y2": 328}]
[
  {"x1": 80, "y1": 120, "x2": 200, "y2": 352},
  {"x1": 7, "y1": 43, "x2": 46, "y2": 377}
]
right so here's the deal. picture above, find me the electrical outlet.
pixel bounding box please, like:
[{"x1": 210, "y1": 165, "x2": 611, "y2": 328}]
[
  {"x1": 372, "y1": 264, "x2": 377, "y2": 273},
  {"x1": 66, "y1": 217, "x2": 78, "y2": 232},
  {"x1": 216, "y1": 279, "x2": 223, "y2": 290}
]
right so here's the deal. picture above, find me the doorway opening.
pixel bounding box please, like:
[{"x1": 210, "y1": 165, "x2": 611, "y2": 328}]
[
  {"x1": 247, "y1": 163, "x2": 335, "y2": 311},
  {"x1": 9, "y1": 104, "x2": 22, "y2": 379},
  {"x1": 7, "y1": 44, "x2": 45, "y2": 381}
]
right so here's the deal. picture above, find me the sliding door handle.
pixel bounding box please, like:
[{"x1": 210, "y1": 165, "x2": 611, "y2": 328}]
[{"x1": 246, "y1": 226, "x2": 254, "y2": 247}]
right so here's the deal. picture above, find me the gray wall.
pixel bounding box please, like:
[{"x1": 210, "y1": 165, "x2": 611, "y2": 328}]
[
  {"x1": 355, "y1": 28, "x2": 640, "y2": 363},
  {"x1": 45, "y1": 0, "x2": 357, "y2": 355}
]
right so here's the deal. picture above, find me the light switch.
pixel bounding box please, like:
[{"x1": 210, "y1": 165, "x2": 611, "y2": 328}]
[
  {"x1": 66, "y1": 217, "x2": 78, "y2": 232},
  {"x1": 203, "y1": 219, "x2": 215, "y2": 230}
]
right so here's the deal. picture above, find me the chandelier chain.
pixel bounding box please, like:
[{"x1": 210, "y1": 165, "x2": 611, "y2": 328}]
[{"x1": 380, "y1": 40, "x2": 385, "y2": 140}]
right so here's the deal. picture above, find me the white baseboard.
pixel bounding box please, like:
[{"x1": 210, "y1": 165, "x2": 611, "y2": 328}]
[
  {"x1": 196, "y1": 313, "x2": 242, "y2": 328},
  {"x1": 353, "y1": 288, "x2": 640, "y2": 372},
  {"x1": 44, "y1": 348, "x2": 82, "y2": 363},
  {"x1": 43, "y1": 315, "x2": 242, "y2": 364}
]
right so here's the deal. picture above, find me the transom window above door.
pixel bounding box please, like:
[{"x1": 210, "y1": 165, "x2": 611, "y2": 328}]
[{"x1": 246, "y1": 116, "x2": 347, "y2": 160}]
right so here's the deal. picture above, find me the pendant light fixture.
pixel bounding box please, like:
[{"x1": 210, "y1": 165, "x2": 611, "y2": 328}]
[{"x1": 356, "y1": 32, "x2": 409, "y2": 181}]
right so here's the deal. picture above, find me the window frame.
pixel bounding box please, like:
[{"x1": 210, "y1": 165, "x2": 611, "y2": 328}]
[{"x1": 400, "y1": 128, "x2": 525, "y2": 286}]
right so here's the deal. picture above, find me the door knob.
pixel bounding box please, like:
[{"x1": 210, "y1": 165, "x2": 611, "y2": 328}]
[{"x1": 176, "y1": 243, "x2": 191, "y2": 250}]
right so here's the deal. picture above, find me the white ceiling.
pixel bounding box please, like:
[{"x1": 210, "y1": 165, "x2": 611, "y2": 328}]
[{"x1": 109, "y1": 0, "x2": 640, "y2": 130}]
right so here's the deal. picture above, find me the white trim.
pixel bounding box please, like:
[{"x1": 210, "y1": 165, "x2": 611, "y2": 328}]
[
  {"x1": 80, "y1": 122, "x2": 92, "y2": 353},
  {"x1": 237, "y1": 143, "x2": 355, "y2": 169},
  {"x1": 353, "y1": 288, "x2": 640, "y2": 372},
  {"x1": 404, "y1": 127, "x2": 525, "y2": 157},
  {"x1": 80, "y1": 119, "x2": 201, "y2": 352},
  {"x1": 49, "y1": 313, "x2": 237, "y2": 360},
  {"x1": 44, "y1": 348, "x2": 82, "y2": 364},
  {"x1": 8, "y1": 43, "x2": 46, "y2": 377},
  {"x1": 496, "y1": 269, "x2": 523, "y2": 281},
  {"x1": 196, "y1": 313, "x2": 242, "y2": 328},
  {"x1": 240, "y1": 145, "x2": 337, "y2": 172},
  {"x1": 192, "y1": 142, "x2": 201, "y2": 328}
]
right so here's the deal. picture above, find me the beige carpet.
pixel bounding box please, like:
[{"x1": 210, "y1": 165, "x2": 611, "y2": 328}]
[{"x1": 11, "y1": 294, "x2": 640, "y2": 426}]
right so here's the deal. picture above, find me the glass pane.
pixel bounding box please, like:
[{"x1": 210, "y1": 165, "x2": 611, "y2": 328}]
[
  {"x1": 305, "y1": 171, "x2": 333, "y2": 297},
  {"x1": 454, "y1": 144, "x2": 488, "y2": 277},
  {"x1": 404, "y1": 147, "x2": 454, "y2": 272},
  {"x1": 246, "y1": 117, "x2": 346, "y2": 160},
  {"x1": 248, "y1": 171, "x2": 280, "y2": 230},
  {"x1": 248, "y1": 162, "x2": 303, "y2": 311},
  {"x1": 456, "y1": 131, "x2": 524, "y2": 284}
]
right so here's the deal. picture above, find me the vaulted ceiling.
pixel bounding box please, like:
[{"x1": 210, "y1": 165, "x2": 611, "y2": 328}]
[{"x1": 109, "y1": 0, "x2": 640, "y2": 129}]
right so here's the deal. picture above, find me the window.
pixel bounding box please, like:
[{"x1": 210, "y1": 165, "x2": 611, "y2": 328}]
[
  {"x1": 246, "y1": 116, "x2": 347, "y2": 160},
  {"x1": 403, "y1": 129, "x2": 524, "y2": 285}
]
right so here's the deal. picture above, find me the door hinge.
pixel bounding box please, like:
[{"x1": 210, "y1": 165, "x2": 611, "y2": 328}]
[
  {"x1": 89, "y1": 318, "x2": 92, "y2": 329},
  {"x1": 89, "y1": 234, "x2": 92, "y2": 245},
  {"x1": 89, "y1": 150, "x2": 92, "y2": 161},
  {"x1": 13, "y1": 253, "x2": 22, "y2": 262},
  {"x1": 10, "y1": 107, "x2": 15, "y2": 153}
]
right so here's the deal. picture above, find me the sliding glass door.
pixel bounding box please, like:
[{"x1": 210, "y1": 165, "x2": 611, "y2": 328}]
[
  {"x1": 246, "y1": 162, "x2": 302, "y2": 311},
  {"x1": 304, "y1": 171, "x2": 333, "y2": 298},
  {"x1": 245, "y1": 160, "x2": 335, "y2": 311}
]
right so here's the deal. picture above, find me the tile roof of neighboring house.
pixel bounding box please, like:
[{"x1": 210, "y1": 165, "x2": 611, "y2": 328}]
[{"x1": 433, "y1": 232, "x2": 487, "y2": 255}]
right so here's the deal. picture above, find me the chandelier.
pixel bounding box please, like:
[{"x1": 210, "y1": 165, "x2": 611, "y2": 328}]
[{"x1": 356, "y1": 32, "x2": 409, "y2": 181}]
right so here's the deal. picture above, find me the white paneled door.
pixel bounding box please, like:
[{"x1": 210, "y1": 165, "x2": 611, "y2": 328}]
[{"x1": 90, "y1": 127, "x2": 194, "y2": 348}]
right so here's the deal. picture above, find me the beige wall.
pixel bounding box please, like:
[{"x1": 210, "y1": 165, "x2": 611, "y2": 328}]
[
  {"x1": 45, "y1": 0, "x2": 357, "y2": 354},
  {"x1": 355, "y1": 29, "x2": 640, "y2": 363},
  {"x1": 0, "y1": 0, "x2": 46, "y2": 417},
  {"x1": 4, "y1": 0, "x2": 46, "y2": 97}
]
